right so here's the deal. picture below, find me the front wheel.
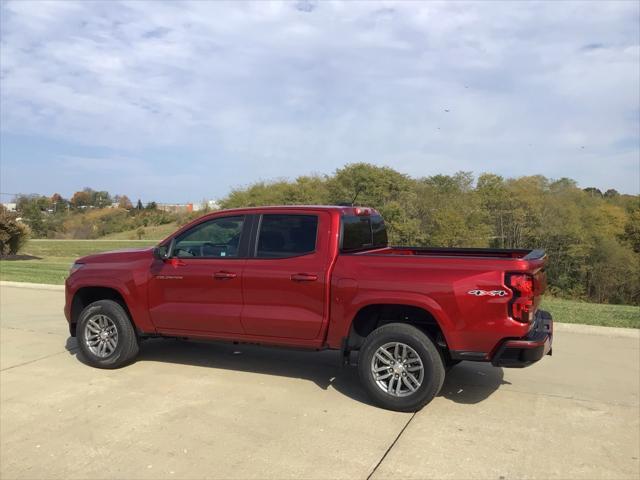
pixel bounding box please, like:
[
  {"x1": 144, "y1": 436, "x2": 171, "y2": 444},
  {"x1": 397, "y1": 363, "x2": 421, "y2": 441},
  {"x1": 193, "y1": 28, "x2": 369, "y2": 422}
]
[
  {"x1": 77, "y1": 300, "x2": 139, "y2": 369},
  {"x1": 358, "y1": 323, "x2": 445, "y2": 412}
]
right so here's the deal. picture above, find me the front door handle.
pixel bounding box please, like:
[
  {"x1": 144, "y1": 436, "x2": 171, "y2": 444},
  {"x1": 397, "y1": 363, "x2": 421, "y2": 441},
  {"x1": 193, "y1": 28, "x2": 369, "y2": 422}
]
[
  {"x1": 290, "y1": 273, "x2": 318, "y2": 282},
  {"x1": 214, "y1": 271, "x2": 237, "y2": 280}
]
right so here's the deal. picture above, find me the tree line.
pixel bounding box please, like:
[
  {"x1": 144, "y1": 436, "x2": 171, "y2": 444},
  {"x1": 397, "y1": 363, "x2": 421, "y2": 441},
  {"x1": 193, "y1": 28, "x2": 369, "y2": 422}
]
[
  {"x1": 16, "y1": 188, "x2": 142, "y2": 214},
  {"x1": 6, "y1": 188, "x2": 175, "y2": 240},
  {"x1": 220, "y1": 163, "x2": 639, "y2": 306}
]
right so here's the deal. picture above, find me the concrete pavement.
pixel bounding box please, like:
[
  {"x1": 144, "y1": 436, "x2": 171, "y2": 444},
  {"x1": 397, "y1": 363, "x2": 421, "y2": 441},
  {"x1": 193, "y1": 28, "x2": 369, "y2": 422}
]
[{"x1": 1, "y1": 284, "x2": 638, "y2": 479}]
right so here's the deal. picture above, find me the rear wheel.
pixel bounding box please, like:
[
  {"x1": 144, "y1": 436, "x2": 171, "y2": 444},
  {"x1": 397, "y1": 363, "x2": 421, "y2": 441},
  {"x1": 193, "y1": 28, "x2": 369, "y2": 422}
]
[
  {"x1": 77, "y1": 300, "x2": 139, "y2": 369},
  {"x1": 358, "y1": 323, "x2": 445, "y2": 412}
]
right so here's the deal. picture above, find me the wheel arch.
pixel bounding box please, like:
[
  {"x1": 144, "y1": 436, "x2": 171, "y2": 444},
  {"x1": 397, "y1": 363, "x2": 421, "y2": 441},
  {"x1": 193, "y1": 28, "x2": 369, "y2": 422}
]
[
  {"x1": 345, "y1": 303, "x2": 450, "y2": 353},
  {"x1": 70, "y1": 286, "x2": 135, "y2": 337}
]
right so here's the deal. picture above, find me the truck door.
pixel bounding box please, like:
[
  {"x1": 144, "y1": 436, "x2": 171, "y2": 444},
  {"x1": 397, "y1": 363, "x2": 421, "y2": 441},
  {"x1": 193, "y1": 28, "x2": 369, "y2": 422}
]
[
  {"x1": 148, "y1": 215, "x2": 249, "y2": 334},
  {"x1": 241, "y1": 212, "x2": 331, "y2": 340}
]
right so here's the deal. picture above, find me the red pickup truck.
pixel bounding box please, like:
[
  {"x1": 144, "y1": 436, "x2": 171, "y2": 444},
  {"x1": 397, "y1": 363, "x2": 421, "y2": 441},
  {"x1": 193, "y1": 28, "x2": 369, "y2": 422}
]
[{"x1": 65, "y1": 205, "x2": 552, "y2": 411}]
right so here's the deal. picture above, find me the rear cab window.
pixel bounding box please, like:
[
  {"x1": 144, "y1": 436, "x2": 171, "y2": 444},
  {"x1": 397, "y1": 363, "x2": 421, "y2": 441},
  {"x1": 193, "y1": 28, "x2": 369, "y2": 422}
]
[
  {"x1": 256, "y1": 214, "x2": 319, "y2": 258},
  {"x1": 341, "y1": 214, "x2": 388, "y2": 252}
]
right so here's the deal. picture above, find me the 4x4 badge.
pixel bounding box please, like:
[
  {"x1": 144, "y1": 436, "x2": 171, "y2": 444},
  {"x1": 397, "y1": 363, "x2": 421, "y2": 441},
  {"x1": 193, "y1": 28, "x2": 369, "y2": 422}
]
[{"x1": 468, "y1": 289, "x2": 508, "y2": 297}]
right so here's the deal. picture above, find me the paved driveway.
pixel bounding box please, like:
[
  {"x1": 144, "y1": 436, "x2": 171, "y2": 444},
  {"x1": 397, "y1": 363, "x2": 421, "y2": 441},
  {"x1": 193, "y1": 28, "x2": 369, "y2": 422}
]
[{"x1": 1, "y1": 284, "x2": 638, "y2": 479}]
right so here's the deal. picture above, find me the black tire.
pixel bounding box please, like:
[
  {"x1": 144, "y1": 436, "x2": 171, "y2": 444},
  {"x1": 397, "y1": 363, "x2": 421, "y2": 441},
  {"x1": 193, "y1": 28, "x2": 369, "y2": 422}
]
[
  {"x1": 358, "y1": 323, "x2": 445, "y2": 412},
  {"x1": 77, "y1": 300, "x2": 139, "y2": 369}
]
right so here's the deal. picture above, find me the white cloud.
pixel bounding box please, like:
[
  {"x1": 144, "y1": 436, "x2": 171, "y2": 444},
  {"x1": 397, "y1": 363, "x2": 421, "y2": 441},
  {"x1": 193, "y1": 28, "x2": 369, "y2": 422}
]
[{"x1": 1, "y1": 0, "x2": 638, "y2": 197}]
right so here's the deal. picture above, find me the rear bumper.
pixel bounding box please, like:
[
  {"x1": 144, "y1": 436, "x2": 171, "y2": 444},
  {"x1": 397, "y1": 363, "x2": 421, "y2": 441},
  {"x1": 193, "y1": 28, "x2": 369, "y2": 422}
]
[{"x1": 491, "y1": 310, "x2": 553, "y2": 368}]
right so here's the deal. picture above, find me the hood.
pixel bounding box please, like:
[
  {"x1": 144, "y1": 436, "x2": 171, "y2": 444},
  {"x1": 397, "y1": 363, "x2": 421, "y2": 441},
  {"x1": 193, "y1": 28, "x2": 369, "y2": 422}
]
[{"x1": 76, "y1": 247, "x2": 154, "y2": 264}]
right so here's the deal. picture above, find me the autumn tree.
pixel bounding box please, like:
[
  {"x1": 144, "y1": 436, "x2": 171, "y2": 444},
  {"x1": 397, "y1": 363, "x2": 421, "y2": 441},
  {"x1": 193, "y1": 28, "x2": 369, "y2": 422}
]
[
  {"x1": 70, "y1": 190, "x2": 92, "y2": 208},
  {"x1": 118, "y1": 195, "x2": 133, "y2": 210}
]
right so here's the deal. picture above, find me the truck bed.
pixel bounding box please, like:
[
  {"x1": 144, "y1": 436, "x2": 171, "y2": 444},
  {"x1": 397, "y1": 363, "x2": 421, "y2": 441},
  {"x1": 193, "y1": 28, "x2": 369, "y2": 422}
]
[{"x1": 329, "y1": 245, "x2": 548, "y2": 354}]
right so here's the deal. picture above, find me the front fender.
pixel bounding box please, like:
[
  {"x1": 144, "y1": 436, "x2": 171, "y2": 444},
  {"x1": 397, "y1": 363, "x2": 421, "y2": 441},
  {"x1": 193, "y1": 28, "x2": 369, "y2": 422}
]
[{"x1": 66, "y1": 262, "x2": 155, "y2": 334}]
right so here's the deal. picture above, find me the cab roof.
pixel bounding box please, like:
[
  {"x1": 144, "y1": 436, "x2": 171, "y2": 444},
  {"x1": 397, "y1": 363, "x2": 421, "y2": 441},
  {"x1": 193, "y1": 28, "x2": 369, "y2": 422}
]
[
  {"x1": 207, "y1": 205, "x2": 380, "y2": 217},
  {"x1": 161, "y1": 205, "x2": 382, "y2": 245}
]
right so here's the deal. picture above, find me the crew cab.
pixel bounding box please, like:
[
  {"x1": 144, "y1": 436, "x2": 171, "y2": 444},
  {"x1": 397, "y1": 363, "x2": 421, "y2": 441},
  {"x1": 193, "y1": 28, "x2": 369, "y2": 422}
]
[{"x1": 65, "y1": 206, "x2": 552, "y2": 411}]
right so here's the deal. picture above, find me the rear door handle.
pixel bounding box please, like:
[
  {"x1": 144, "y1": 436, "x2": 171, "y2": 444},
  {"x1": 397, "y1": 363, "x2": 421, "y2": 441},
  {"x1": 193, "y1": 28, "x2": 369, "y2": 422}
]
[
  {"x1": 214, "y1": 271, "x2": 237, "y2": 280},
  {"x1": 290, "y1": 273, "x2": 318, "y2": 282}
]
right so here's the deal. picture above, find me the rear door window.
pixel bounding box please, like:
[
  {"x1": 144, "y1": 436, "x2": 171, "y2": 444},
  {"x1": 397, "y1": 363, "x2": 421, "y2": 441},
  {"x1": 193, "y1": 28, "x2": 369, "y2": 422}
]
[{"x1": 256, "y1": 214, "x2": 318, "y2": 258}]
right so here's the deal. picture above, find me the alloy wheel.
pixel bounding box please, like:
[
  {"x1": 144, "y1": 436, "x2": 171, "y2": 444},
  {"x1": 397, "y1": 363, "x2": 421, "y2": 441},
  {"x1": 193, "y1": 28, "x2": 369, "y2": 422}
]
[
  {"x1": 371, "y1": 342, "x2": 425, "y2": 397},
  {"x1": 84, "y1": 314, "x2": 119, "y2": 358}
]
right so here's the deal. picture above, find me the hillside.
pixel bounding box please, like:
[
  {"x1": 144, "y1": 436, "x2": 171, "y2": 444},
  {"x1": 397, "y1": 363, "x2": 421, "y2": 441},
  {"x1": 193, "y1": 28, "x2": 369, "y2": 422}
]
[{"x1": 101, "y1": 223, "x2": 179, "y2": 240}]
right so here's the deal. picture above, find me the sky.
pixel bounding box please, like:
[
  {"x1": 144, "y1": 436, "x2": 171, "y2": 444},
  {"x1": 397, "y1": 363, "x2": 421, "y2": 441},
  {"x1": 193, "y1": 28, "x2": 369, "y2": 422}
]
[{"x1": 1, "y1": 0, "x2": 639, "y2": 203}]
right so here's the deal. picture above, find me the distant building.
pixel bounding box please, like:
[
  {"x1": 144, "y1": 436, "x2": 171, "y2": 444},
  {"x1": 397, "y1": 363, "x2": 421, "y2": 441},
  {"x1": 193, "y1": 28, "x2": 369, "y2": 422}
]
[
  {"x1": 193, "y1": 200, "x2": 220, "y2": 212},
  {"x1": 1, "y1": 203, "x2": 17, "y2": 212},
  {"x1": 157, "y1": 203, "x2": 194, "y2": 213}
]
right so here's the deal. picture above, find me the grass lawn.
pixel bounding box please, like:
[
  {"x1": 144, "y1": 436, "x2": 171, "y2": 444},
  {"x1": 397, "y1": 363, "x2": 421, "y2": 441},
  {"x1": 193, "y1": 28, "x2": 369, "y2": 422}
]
[
  {"x1": 540, "y1": 297, "x2": 639, "y2": 329},
  {"x1": 0, "y1": 239, "x2": 156, "y2": 285},
  {"x1": 1, "y1": 240, "x2": 638, "y2": 329}
]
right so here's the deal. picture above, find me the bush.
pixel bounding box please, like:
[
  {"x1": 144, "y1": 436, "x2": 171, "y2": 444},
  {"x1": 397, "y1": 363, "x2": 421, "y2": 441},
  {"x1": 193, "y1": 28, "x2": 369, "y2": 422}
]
[{"x1": 0, "y1": 217, "x2": 31, "y2": 255}]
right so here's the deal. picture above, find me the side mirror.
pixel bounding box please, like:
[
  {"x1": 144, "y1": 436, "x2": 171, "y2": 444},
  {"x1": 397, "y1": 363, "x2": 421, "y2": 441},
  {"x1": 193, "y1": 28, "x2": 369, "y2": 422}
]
[{"x1": 153, "y1": 245, "x2": 169, "y2": 260}]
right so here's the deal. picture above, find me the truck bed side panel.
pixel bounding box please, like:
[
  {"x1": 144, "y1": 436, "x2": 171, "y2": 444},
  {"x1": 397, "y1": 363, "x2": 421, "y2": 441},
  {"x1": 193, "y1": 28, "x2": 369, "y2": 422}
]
[{"x1": 327, "y1": 254, "x2": 543, "y2": 355}]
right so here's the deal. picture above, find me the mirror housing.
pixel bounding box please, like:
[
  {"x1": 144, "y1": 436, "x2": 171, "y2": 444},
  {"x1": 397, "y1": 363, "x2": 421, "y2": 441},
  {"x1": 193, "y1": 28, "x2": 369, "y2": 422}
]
[{"x1": 152, "y1": 245, "x2": 169, "y2": 260}]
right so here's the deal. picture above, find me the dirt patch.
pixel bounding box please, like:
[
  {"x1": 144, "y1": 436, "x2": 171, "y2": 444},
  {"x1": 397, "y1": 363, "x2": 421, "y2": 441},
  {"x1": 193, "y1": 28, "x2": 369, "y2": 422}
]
[{"x1": 0, "y1": 254, "x2": 42, "y2": 261}]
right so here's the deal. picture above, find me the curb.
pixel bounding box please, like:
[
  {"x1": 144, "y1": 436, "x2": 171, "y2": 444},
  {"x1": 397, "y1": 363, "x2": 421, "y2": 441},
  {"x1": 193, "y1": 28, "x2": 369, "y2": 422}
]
[
  {"x1": 0, "y1": 281, "x2": 65, "y2": 291},
  {"x1": 554, "y1": 322, "x2": 639, "y2": 339}
]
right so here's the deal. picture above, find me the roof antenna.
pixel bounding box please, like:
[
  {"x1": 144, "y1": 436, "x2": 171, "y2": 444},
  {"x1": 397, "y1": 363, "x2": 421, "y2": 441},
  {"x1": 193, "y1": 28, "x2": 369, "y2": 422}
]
[{"x1": 351, "y1": 188, "x2": 361, "y2": 206}]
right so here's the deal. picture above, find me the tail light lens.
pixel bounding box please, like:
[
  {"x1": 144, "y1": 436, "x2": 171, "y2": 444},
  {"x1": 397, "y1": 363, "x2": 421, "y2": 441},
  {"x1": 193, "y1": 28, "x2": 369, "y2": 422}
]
[{"x1": 507, "y1": 273, "x2": 535, "y2": 323}]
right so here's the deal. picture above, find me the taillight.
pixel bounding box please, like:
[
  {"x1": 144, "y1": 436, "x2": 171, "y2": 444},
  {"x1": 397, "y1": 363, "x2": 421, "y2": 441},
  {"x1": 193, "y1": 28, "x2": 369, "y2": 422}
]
[
  {"x1": 507, "y1": 273, "x2": 535, "y2": 323},
  {"x1": 510, "y1": 274, "x2": 533, "y2": 295}
]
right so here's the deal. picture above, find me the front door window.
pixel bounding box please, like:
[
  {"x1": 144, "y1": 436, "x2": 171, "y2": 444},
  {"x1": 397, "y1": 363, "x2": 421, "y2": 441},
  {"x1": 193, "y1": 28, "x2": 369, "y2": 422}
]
[{"x1": 173, "y1": 216, "x2": 244, "y2": 258}]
